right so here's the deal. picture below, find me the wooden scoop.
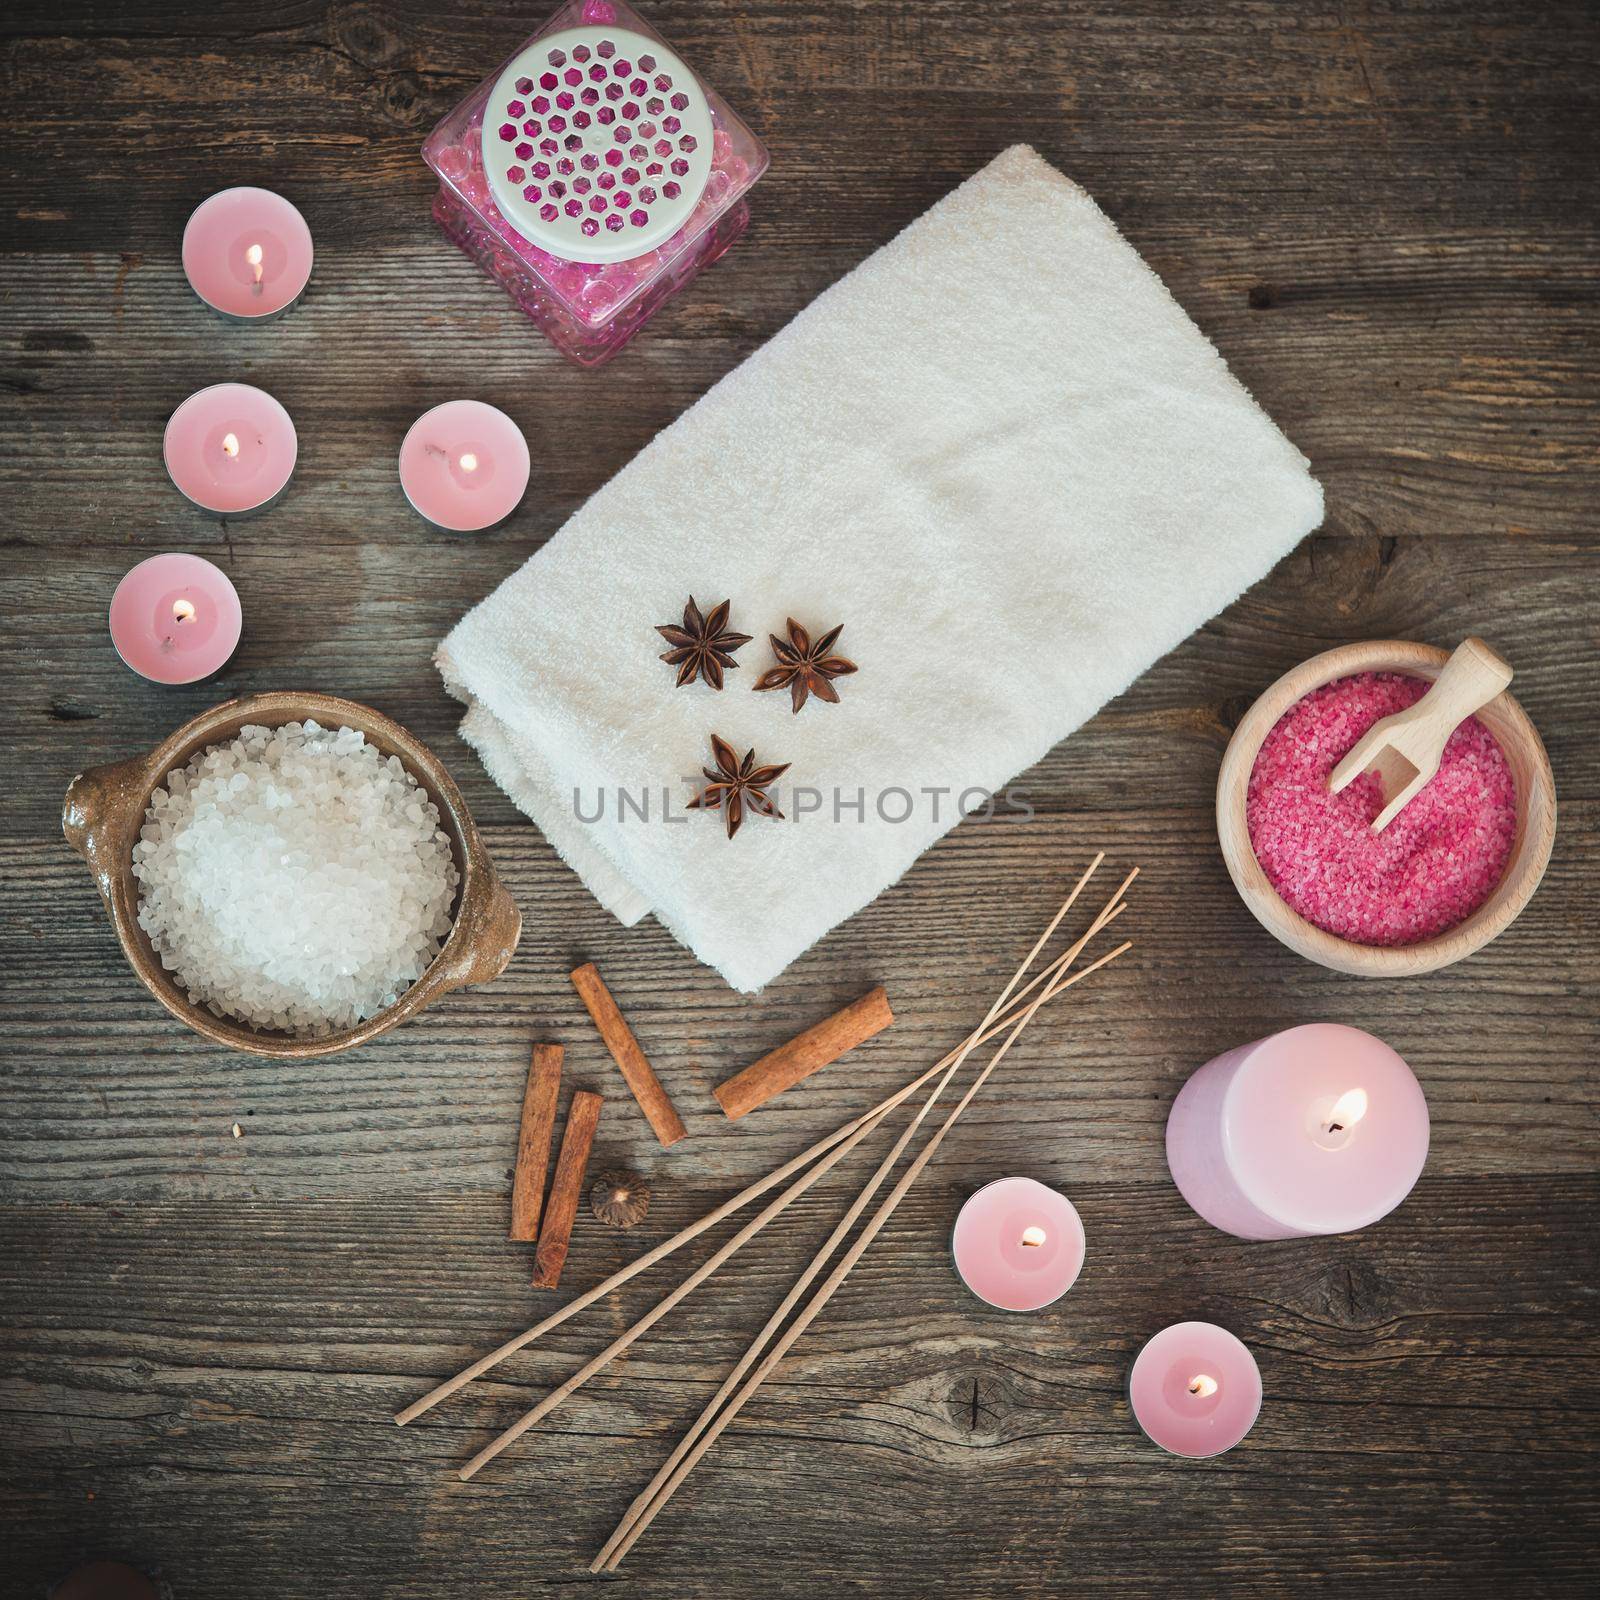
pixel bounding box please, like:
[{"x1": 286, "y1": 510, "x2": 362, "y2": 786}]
[{"x1": 1328, "y1": 636, "x2": 1513, "y2": 832}]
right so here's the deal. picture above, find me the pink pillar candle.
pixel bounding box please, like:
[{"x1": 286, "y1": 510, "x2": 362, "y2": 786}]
[
  {"x1": 109, "y1": 553, "x2": 242, "y2": 684},
  {"x1": 1128, "y1": 1321, "x2": 1262, "y2": 1458},
  {"x1": 182, "y1": 187, "x2": 313, "y2": 322},
  {"x1": 951, "y1": 1177, "x2": 1086, "y2": 1312},
  {"x1": 164, "y1": 384, "x2": 297, "y2": 518},
  {"x1": 1166, "y1": 1023, "x2": 1429, "y2": 1240},
  {"x1": 399, "y1": 401, "x2": 531, "y2": 532}
]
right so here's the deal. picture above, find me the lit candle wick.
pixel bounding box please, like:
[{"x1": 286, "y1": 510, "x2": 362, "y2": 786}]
[
  {"x1": 1188, "y1": 1374, "x2": 1218, "y2": 1398},
  {"x1": 221, "y1": 432, "x2": 240, "y2": 458},
  {"x1": 1324, "y1": 1087, "x2": 1369, "y2": 1137},
  {"x1": 246, "y1": 241, "x2": 264, "y2": 293},
  {"x1": 172, "y1": 598, "x2": 197, "y2": 624},
  {"x1": 459, "y1": 451, "x2": 479, "y2": 473},
  {"x1": 1019, "y1": 1225, "x2": 1047, "y2": 1248}
]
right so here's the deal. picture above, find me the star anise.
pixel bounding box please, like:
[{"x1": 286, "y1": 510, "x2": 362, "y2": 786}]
[
  {"x1": 753, "y1": 617, "x2": 857, "y2": 713},
  {"x1": 687, "y1": 733, "x2": 790, "y2": 840},
  {"x1": 655, "y1": 597, "x2": 752, "y2": 690}
]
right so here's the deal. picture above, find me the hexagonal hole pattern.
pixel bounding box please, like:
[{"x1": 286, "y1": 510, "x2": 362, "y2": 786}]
[{"x1": 490, "y1": 28, "x2": 711, "y2": 256}]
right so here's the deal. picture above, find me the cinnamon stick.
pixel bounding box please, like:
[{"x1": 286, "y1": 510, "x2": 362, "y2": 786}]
[
  {"x1": 714, "y1": 987, "x2": 895, "y2": 1122},
  {"x1": 509, "y1": 1044, "x2": 564, "y2": 1242},
  {"x1": 532, "y1": 1090, "x2": 603, "y2": 1290},
  {"x1": 569, "y1": 963, "x2": 687, "y2": 1148}
]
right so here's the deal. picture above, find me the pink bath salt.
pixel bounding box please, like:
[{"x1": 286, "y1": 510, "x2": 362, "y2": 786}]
[{"x1": 1247, "y1": 672, "x2": 1516, "y2": 946}]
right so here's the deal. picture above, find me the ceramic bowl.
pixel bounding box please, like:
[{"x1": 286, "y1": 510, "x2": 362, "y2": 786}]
[
  {"x1": 1216, "y1": 640, "x2": 1555, "y2": 976},
  {"x1": 62, "y1": 691, "x2": 521, "y2": 1057}
]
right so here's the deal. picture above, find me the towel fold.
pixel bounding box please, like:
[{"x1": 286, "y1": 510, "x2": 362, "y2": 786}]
[{"x1": 438, "y1": 145, "x2": 1323, "y2": 991}]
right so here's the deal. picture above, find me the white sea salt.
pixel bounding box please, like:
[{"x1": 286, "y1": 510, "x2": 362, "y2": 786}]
[{"x1": 133, "y1": 721, "x2": 461, "y2": 1036}]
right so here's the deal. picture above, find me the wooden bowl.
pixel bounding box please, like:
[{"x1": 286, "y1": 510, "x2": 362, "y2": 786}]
[
  {"x1": 62, "y1": 691, "x2": 522, "y2": 1057},
  {"x1": 1216, "y1": 640, "x2": 1556, "y2": 976}
]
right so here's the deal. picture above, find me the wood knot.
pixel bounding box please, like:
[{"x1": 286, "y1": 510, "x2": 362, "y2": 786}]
[
  {"x1": 49, "y1": 698, "x2": 101, "y2": 722},
  {"x1": 332, "y1": 2, "x2": 406, "y2": 68},
  {"x1": 382, "y1": 72, "x2": 426, "y2": 127},
  {"x1": 1305, "y1": 532, "x2": 1394, "y2": 615},
  {"x1": 1247, "y1": 282, "x2": 1279, "y2": 310},
  {"x1": 945, "y1": 1371, "x2": 1011, "y2": 1438},
  {"x1": 1217, "y1": 693, "x2": 1256, "y2": 736},
  {"x1": 1324, "y1": 1257, "x2": 1390, "y2": 1325}
]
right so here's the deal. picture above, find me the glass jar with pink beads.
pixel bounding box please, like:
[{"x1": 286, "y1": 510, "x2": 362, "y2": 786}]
[{"x1": 422, "y1": 0, "x2": 769, "y2": 367}]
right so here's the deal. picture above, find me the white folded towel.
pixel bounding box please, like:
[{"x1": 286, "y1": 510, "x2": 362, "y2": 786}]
[{"x1": 438, "y1": 145, "x2": 1323, "y2": 991}]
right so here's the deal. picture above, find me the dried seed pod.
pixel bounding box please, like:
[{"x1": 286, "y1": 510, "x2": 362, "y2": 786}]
[
  {"x1": 655, "y1": 597, "x2": 751, "y2": 690},
  {"x1": 590, "y1": 1169, "x2": 651, "y2": 1228}
]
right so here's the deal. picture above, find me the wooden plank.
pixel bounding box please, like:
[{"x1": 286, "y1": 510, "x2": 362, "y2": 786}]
[
  {"x1": 1, "y1": 534, "x2": 1594, "y2": 847},
  {"x1": 2, "y1": 798, "x2": 1594, "y2": 1199},
  {"x1": 1, "y1": 1175, "x2": 1597, "y2": 1594},
  {"x1": 3, "y1": 234, "x2": 1596, "y2": 548}
]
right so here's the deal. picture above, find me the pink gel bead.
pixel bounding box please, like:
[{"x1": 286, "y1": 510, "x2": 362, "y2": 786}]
[{"x1": 1247, "y1": 671, "x2": 1516, "y2": 946}]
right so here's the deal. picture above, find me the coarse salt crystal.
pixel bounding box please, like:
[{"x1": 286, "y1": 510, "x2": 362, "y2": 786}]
[
  {"x1": 133, "y1": 722, "x2": 461, "y2": 1036},
  {"x1": 1247, "y1": 672, "x2": 1516, "y2": 947}
]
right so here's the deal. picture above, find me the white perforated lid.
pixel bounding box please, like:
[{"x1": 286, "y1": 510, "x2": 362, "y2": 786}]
[{"x1": 482, "y1": 25, "x2": 713, "y2": 265}]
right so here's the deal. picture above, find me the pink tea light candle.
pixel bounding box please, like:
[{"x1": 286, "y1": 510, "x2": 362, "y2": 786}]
[
  {"x1": 1166, "y1": 1023, "x2": 1429, "y2": 1240},
  {"x1": 399, "y1": 401, "x2": 530, "y2": 533},
  {"x1": 164, "y1": 384, "x2": 297, "y2": 519},
  {"x1": 182, "y1": 187, "x2": 313, "y2": 322},
  {"x1": 1128, "y1": 1321, "x2": 1262, "y2": 1458},
  {"x1": 109, "y1": 553, "x2": 241, "y2": 684},
  {"x1": 951, "y1": 1177, "x2": 1086, "y2": 1312}
]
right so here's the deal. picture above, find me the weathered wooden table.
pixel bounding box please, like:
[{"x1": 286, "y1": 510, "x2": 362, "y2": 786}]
[{"x1": 4, "y1": 2, "x2": 1596, "y2": 1594}]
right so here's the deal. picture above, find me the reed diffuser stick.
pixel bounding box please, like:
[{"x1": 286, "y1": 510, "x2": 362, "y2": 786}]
[
  {"x1": 457, "y1": 1097, "x2": 892, "y2": 1479},
  {"x1": 605, "y1": 942, "x2": 1130, "y2": 1569},
  {"x1": 593, "y1": 866, "x2": 1125, "y2": 1568},
  {"x1": 459, "y1": 862, "x2": 1115, "y2": 1481},
  {"x1": 600, "y1": 895, "x2": 1133, "y2": 1567},
  {"x1": 394, "y1": 881, "x2": 1111, "y2": 1429},
  {"x1": 397, "y1": 1085, "x2": 908, "y2": 1426}
]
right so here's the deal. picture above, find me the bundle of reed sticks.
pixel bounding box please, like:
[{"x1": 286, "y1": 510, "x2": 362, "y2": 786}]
[{"x1": 395, "y1": 853, "x2": 1133, "y2": 1569}]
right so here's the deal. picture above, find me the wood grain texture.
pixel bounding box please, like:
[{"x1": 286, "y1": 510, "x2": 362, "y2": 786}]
[{"x1": 2, "y1": 0, "x2": 1598, "y2": 1595}]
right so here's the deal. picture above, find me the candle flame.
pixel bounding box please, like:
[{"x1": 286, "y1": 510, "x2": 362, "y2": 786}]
[
  {"x1": 1019, "y1": 1225, "x2": 1048, "y2": 1248},
  {"x1": 1188, "y1": 1374, "x2": 1218, "y2": 1398},
  {"x1": 172, "y1": 598, "x2": 197, "y2": 624},
  {"x1": 459, "y1": 451, "x2": 479, "y2": 473},
  {"x1": 221, "y1": 432, "x2": 240, "y2": 458},
  {"x1": 246, "y1": 241, "x2": 264, "y2": 286},
  {"x1": 1325, "y1": 1087, "x2": 1369, "y2": 1136}
]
